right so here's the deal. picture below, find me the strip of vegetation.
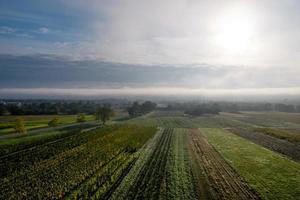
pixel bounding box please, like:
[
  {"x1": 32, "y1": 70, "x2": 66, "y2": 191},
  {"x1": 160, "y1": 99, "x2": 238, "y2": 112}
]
[
  {"x1": 0, "y1": 123, "x2": 96, "y2": 157},
  {"x1": 229, "y1": 128, "x2": 300, "y2": 162},
  {"x1": 0, "y1": 115, "x2": 95, "y2": 135},
  {"x1": 253, "y1": 127, "x2": 300, "y2": 145},
  {"x1": 0, "y1": 124, "x2": 156, "y2": 199},
  {"x1": 201, "y1": 128, "x2": 300, "y2": 200},
  {"x1": 124, "y1": 128, "x2": 173, "y2": 199},
  {"x1": 165, "y1": 128, "x2": 196, "y2": 199},
  {"x1": 110, "y1": 128, "x2": 163, "y2": 199}
]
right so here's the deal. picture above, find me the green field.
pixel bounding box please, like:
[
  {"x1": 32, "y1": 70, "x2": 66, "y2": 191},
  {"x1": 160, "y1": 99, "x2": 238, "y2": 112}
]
[
  {"x1": 0, "y1": 115, "x2": 95, "y2": 135},
  {"x1": 201, "y1": 128, "x2": 300, "y2": 200}
]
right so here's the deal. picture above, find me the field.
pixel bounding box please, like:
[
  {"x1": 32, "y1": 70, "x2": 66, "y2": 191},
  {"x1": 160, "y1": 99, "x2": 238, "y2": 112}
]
[
  {"x1": 1, "y1": 111, "x2": 300, "y2": 199},
  {"x1": 201, "y1": 128, "x2": 300, "y2": 200},
  {"x1": 0, "y1": 124, "x2": 156, "y2": 199},
  {"x1": 0, "y1": 115, "x2": 95, "y2": 135}
]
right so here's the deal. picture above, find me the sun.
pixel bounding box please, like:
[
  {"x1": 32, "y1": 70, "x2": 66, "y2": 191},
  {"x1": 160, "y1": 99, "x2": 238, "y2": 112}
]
[{"x1": 214, "y1": 10, "x2": 254, "y2": 55}]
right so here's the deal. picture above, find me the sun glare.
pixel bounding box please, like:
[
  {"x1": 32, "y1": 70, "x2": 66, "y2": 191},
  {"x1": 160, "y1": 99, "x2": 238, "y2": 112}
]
[{"x1": 214, "y1": 9, "x2": 255, "y2": 55}]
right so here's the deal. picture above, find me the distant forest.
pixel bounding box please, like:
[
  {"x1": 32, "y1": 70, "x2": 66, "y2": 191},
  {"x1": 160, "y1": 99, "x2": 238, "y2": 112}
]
[{"x1": 0, "y1": 99, "x2": 299, "y2": 116}]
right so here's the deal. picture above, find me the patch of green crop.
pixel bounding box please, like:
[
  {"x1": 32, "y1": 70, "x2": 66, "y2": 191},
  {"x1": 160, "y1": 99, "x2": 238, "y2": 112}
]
[
  {"x1": 165, "y1": 128, "x2": 196, "y2": 199},
  {"x1": 0, "y1": 115, "x2": 95, "y2": 135},
  {"x1": 0, "y1": 124, "x2": 157, "y2": 199},
  {"x1": 0, "y1": 130, "x2": 63, "y2": 145},
  {"x1": 201, "y1": 128, "x2": 300, "y2": 200},
  {"x1": 110, "y1": 128, "x2": 163, "y2": 199}
]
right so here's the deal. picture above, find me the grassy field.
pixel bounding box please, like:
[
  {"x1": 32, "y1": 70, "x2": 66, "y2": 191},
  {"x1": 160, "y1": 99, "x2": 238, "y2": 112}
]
[
  {"x1": 0, "y1": 115, "x2": 95, "y2": 135},
  {"x1": 201, "y1": 128, "x2": 300, "y2": 200}
]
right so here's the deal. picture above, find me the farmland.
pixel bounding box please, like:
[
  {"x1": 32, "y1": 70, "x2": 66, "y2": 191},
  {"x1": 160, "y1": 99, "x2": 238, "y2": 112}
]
[
  {"x1": 0, "y1": 124, "x2": 156, "y2": 199},
  {"x1": 0, "y1": 115, "x2": 95, "y2": 135},
  {"x1": 1, "y1": 111, "x2": 300, "y2": 199}
]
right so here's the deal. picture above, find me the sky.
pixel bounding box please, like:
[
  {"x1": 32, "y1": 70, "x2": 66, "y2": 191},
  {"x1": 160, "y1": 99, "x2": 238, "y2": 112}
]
[{"x1": 0, "y1": 0, "x2": 300, "y2": 98}]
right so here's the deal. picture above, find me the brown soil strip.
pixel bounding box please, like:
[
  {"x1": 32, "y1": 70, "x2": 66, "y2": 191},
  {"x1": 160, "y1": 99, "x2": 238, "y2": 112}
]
[
  {"x1": 188, "y1": 142, "x2": 214, "y2": 200},
  {"x1": 229, "y1": 128, "x2": 300, "y2": 162},
  {"x1": 188, "y1": 129, "x2": 260, "y2": 200}
]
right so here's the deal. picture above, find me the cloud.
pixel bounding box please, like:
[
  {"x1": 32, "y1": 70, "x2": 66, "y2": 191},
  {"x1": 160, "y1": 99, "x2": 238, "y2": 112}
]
[
  {"x1": 37, "y1": 27, "x2": 49, "y2": 34},
  {"x1": 0, "y1": 26, "x2": 16, "y2": 34},
  {"x1": 0, "y1": 0, "x2": 300, "y2": 99},
  {"x1": 0, "y1": 54, "x2": 299, "y2": 90},
  {"x1": 1, "y1": 0, "x2": 300, "y2": 68},
  {"x1": 1, "y1": 87, "x2": 300, "y2": 99},
  {"x1": 0, "y1": 26, "x2": 33, "y2": 38},
  {"x1": 66, "y1": 0, "x2": 300, "y2": 68},
  {"x1": 53, "y1": 41, "x2": 69, "y2": 48}
]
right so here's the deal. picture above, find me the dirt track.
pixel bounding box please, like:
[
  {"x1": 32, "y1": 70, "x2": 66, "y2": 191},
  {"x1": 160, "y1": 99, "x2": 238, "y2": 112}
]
[
  {"x1": 188, "y1": 129, "x2": 260, "y2": 200},
  {"x1": 229, "y1": 128, "x2": 300, "y2": 162}
]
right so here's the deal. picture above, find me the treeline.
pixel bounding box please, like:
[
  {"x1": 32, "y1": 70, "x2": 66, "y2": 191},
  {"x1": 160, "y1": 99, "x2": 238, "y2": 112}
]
[
  {"x1": 165, "y1": 102, "x2": 300, "y2": 116},
  {"x1": 127, "y1": 101, "x2": 157, "y2": 117},
  {"x1": 0, "y1": 99, "x2": 128, "y2": 116},
  {"x1": 184, "y1": 104, "x2": 220, "y2": 116}
]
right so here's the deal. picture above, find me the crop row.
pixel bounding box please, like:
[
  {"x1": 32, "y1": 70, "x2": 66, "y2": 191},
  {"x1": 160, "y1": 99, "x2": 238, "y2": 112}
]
[
  {"x1": 165, "y1": 128, "x2": 196, "y2": 199},
  {"x1": 0, "y1": 125, "x2": 118, "y2": 177},
  {"x1": 125, "y1": 128, "x2": 173, "y2": 199},
  {"x1": 188, "y1": 129, "x2": 260, "y2": 200},
  {"x1": 110, "y1": 128, "x2": 164, "y2": 199},
  {"x1": 65, "y1": 151, "x2": 136, "y2": 200},
  {"x1": 0, "y1": 125, "x2": 156, "y2": 199},
  {"x1": 229, "y1": 127, "x2": 300, "y2": 162},
  {"x1": 0, "y1": 123, "x2": 95, "y2": 156},
  {"x1": 201, "y1": 128, "x2": 300, "y2": 200}
]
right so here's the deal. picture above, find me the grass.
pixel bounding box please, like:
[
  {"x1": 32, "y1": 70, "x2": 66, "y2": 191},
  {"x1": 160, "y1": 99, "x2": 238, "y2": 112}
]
[
  {"x1": 0, "y1": 130, "x2": 63, "y2": 146},
  {"x1": 201, "y1": 128, "x2": 300, "y2": 200},
  {"x1": 0, "y1": 115, "x2": 95, "y2": 135}
]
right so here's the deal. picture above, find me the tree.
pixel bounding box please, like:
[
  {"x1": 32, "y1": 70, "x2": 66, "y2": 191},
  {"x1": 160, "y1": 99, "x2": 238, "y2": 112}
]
[
  {"x1": 95, "y1": 106, "x2": 115, "y2": 125},
  {"x1": 77, "y1": 113, "x2": 86, "y2": 123},
  {"x1": 127, "y1": 101, "x2": 156, "y2": 117},
  {"x1": 296, "y1": 105, "x2": 300, "y2": 113},
  {"x1": 274, "y1": 104, "x2": 296, "y2": 112},
  {"x1": 48, "y1": 118, "x2": 59, "y2": 127},
  {"x1": 14, "y1": 117, "x2": 27, "y2": 134},
  {"x1": 141, "y1": 101, "x2": 157, "y2": 113},
  {"x1": 0, "y1": 105, "x2": 8, "y2": 116},
  {"x1": 128, "y1": 102, "x2": 141, "y2": 117}
]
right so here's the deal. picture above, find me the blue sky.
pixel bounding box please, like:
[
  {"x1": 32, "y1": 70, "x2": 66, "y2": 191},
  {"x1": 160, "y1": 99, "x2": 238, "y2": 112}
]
[
  {"x1": 0, "y1": 0, "x2": 96, "y2": 55},
  {"x1": 1, "y1": 0, "x2": 300, "y2": 66},
  {"x1": 0, "y1": 0, "x2": 300, "y2": 98}
]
